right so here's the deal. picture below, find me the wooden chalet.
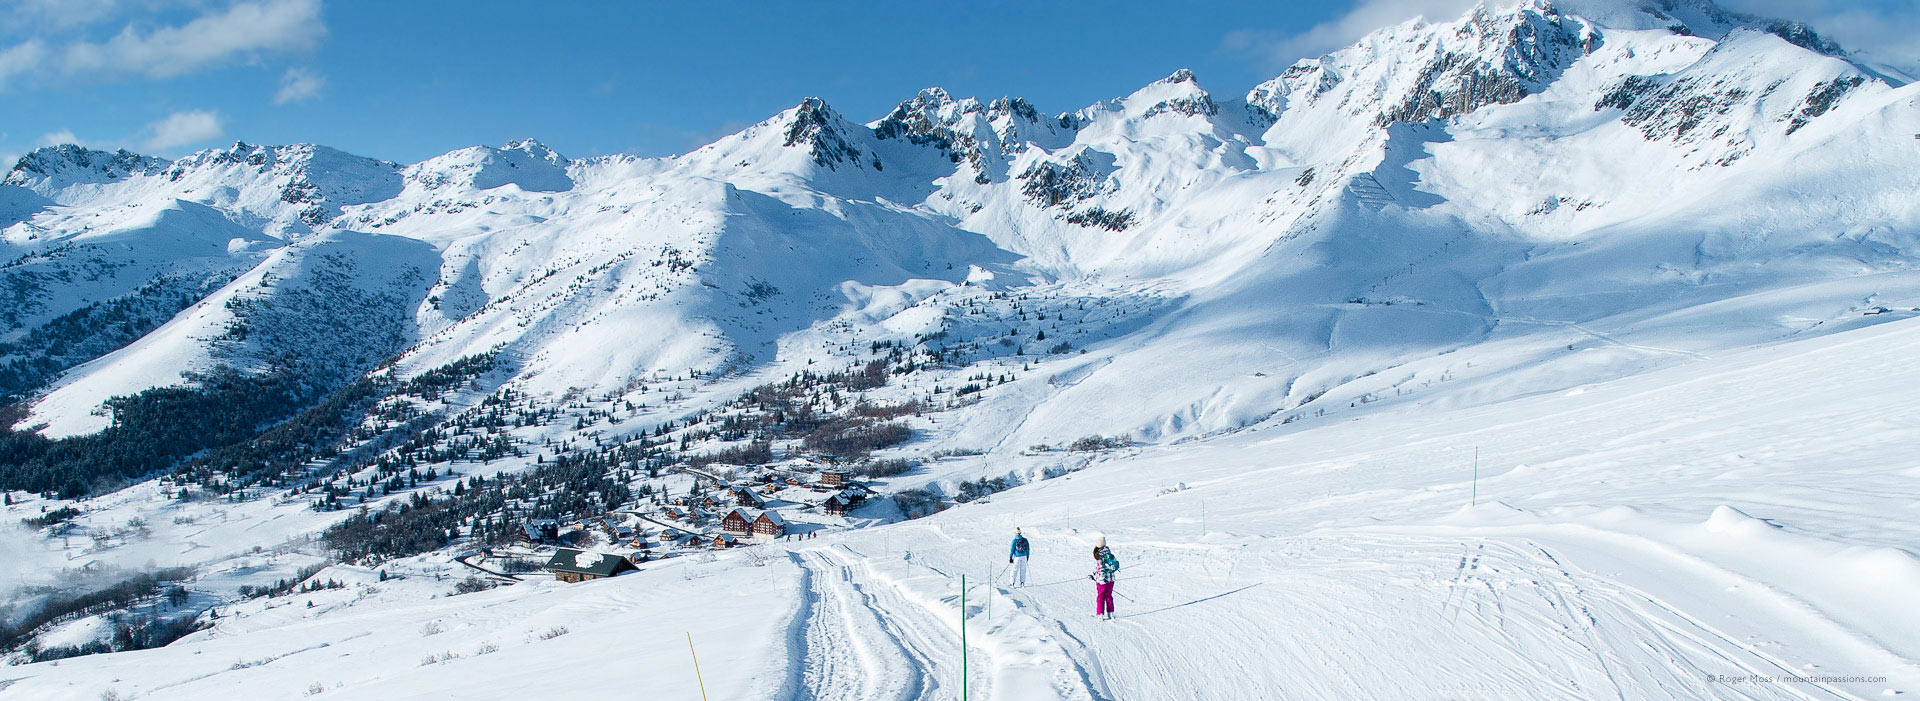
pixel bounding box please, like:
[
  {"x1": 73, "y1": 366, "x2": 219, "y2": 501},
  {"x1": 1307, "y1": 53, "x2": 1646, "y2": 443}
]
[
  {"x1": 521, "y1": 519, "x2": 559, "y2": 543},
  {"x1": 820, "y1": 470, "x2": 849, "y2": 486},
  {"x1": 752, "y1": 510, "x2": 788, "y2": 539},
  {"x1": 721, "y1": 508, "x2": 754, "y2": 536},
  {"x1": 545, "y1": 548, "x2": 637, "y2": 583},
  {"x1": 733, "y1": 486, "x2": 765, "y2": 508},
  {"x1": 823, "y1": 494, "x2": 853, "y2": 516},
  {"x1": 713, "y1": 533, "x2": 739, "y2": 549}
]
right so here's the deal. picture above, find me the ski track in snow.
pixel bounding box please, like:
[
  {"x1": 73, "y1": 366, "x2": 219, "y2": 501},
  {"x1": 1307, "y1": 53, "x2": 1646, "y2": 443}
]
[
  {"x1": 781, "y1": 544, "x2": 1116, "y2": 700},
  {"x1": 973, "y1": 531, "x2": 1846, "y2": 700},
  {"x1": 786, "y1": 548, "x2": 934, "y2": 700},
  {"x1": 784, "y1": 547, "x2": 977, "y2": 700}
]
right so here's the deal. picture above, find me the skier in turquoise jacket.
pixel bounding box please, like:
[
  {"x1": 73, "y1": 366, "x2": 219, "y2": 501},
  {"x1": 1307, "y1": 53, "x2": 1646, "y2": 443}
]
[{"x1": 1009, "y1": 528, "x2": 1030, "y2": 586}]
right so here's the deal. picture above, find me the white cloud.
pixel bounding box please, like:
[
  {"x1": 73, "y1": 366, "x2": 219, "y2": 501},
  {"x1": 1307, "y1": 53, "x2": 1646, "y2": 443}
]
[
  {"x1": 60, "y1": 0, "x2": 325, "y2": 80},
  {"x1": 142, "y1": 110, "x2": 224, "y2": 151},
  {"x1": 5, "y1": 0, "x2": 124, "y2": 30},
  {"x1": 1721, "y1": 0, "x2": 1920, "y2": 72},
  {"x1": 36, "y1": 129, "x2": 86, "y2": 148},
  {"x1": 1225, "y1": 0, "x2": 1477, "y2": 70},
  {"x1": 1230, "y1": 0, "x2": 1920, "y2": 76},
  {"x1": 273, "y1": 66, "x2": 323, "y2": 104},
  {"x1": 0, "y1": 40, "x2": 47, "y2": 90}
]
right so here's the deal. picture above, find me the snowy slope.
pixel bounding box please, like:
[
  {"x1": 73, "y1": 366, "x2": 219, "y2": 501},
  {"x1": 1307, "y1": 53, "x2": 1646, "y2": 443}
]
[
  {"x1": 8, "y1": 298, "x2": 1920, "y2": 700},
  {"x1": 21, "y1": 230, "x2": 437, "y2": 437}
]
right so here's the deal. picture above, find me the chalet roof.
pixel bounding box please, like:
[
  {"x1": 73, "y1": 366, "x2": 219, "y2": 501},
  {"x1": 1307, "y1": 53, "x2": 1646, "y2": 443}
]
[
  {"x1": 725, "y1": 508, "x2": 754, "y2": 522},
  {"x1": 754, "y1": 510, "x2": 787, "y2": 526},
  {"x1": 545, "y1": 548, "x2": 632, "y2": 577}
]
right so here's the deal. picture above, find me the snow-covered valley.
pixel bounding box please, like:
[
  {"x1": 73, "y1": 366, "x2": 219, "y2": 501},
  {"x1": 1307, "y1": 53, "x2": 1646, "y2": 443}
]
[
  {"x1": 7, "y1": 305, "x2": 1920, "y2": 699},
  {"x1": 3, "y1": 0, "x2": 1919, "y2": 697}
]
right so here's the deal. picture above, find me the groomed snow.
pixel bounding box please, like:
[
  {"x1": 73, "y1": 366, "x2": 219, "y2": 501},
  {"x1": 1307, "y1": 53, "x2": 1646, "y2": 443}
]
[{"x1": 8, "y1": 302, "x2": 1918, "y2": 700}]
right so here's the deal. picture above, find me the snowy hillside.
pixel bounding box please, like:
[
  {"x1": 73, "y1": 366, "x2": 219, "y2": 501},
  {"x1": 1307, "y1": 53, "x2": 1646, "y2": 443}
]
[
  {"x1": 2, "y1": 0, "x2": 1918, "y2": 696},
  {"x1": 8, "y1": 287, "x2": 1920, "y2": 700}
]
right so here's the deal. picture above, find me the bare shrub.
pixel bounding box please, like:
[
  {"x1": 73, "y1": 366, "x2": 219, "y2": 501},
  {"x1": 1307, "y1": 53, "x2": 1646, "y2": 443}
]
[
  {"x1": 851, "y1": 458, "x2": 917, "y2": 479},
  {"x1": 892, "y1": 489, "x2": 945, "y2": 519},
  {"x1": 803, "y1": 419, "x2": 911, "y2": 459},
  {"x1": 449, "y1": 576, "x2": 498, "y2": 596},
  {"x1": 1069, "y1": 435, "x2": 1127, "y2": 452}
]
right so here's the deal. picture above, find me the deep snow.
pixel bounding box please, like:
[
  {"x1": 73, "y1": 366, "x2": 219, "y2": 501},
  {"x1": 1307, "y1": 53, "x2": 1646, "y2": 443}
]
[{"x1": 6, "y1": 293, "x2": 1919, "y2": 700}]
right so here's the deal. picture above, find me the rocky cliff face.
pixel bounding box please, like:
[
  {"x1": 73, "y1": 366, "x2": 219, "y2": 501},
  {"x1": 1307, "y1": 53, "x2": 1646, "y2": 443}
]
[
  {"x1": 4, "y1": 146, "x2": 166, "y2": 189},
  {"x1": 783, "y1": 97, "x2": 874, "y2": 170}
]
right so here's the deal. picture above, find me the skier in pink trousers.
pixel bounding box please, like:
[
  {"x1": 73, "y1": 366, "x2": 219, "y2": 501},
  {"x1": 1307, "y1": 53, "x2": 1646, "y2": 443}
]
[{"x1": 1090, "y1": 536, "x2": 1119, "y2": 619}]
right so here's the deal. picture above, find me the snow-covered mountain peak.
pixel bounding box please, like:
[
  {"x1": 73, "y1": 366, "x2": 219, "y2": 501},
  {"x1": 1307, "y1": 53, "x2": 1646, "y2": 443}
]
[
  {"x1": 986, "y1": 96, "x2": 1043, "y2": 124},
  {"x1": 153, "y1": 141, "x2": 406, "y2": 233},
  {"x1": 1113, "y1": 68, "x2": 1219, "y2": 120},
  {"x1": 403, "y1": 139, "x2": 575, "y2": 194},
  {"x1": 2, "y1": 145, "x2": 167, "y2": 192},
  {"x1": 873, "y1": 87, "x2": 981, "y2": 144},
  {"x1": 3, "y1": 142, "x2": 403, "y2": 235},
  {"x1": 780, "y1": 96, "x2": 875, "y2": 171},
  {"x1": 871, "y1": 87, "x2": 1010, "y2": 183},
  {"x1": 500, "y1": 137, "x2": 564, "y2": 162},
  {"x1": 1244, "y1": 0, "x2": 1606, "y2": 161}
]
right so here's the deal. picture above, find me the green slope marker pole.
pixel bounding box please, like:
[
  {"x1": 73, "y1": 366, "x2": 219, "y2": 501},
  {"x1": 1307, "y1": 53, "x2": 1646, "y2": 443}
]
[
  {"x1": 687, "y1": 631, "x2": 709, "y2": 701},
  {"x1": 1471, "y1": 446, "x2": 1479, "y2": 507},
  {"x1": 961, "y1": 574, "x2": 969, "y2": 701}
]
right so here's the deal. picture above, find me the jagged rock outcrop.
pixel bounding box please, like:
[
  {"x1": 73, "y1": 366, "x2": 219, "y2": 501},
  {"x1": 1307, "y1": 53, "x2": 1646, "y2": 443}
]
[
  {"x1": 784, "y1": 98, "x2": 873, "y2": 170},
  {"x1": 1374, "y1": 3, "x2": 1600, "y2": 125},
  {"x1": 4, "y1": 146, "x2": 167, "y2": 189}
]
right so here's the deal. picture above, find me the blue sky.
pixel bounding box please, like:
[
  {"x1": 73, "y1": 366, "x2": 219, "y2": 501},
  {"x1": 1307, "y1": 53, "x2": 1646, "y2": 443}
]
[{"x1": 1, "y1": 0, "x2": 1914, "y2": 166}]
